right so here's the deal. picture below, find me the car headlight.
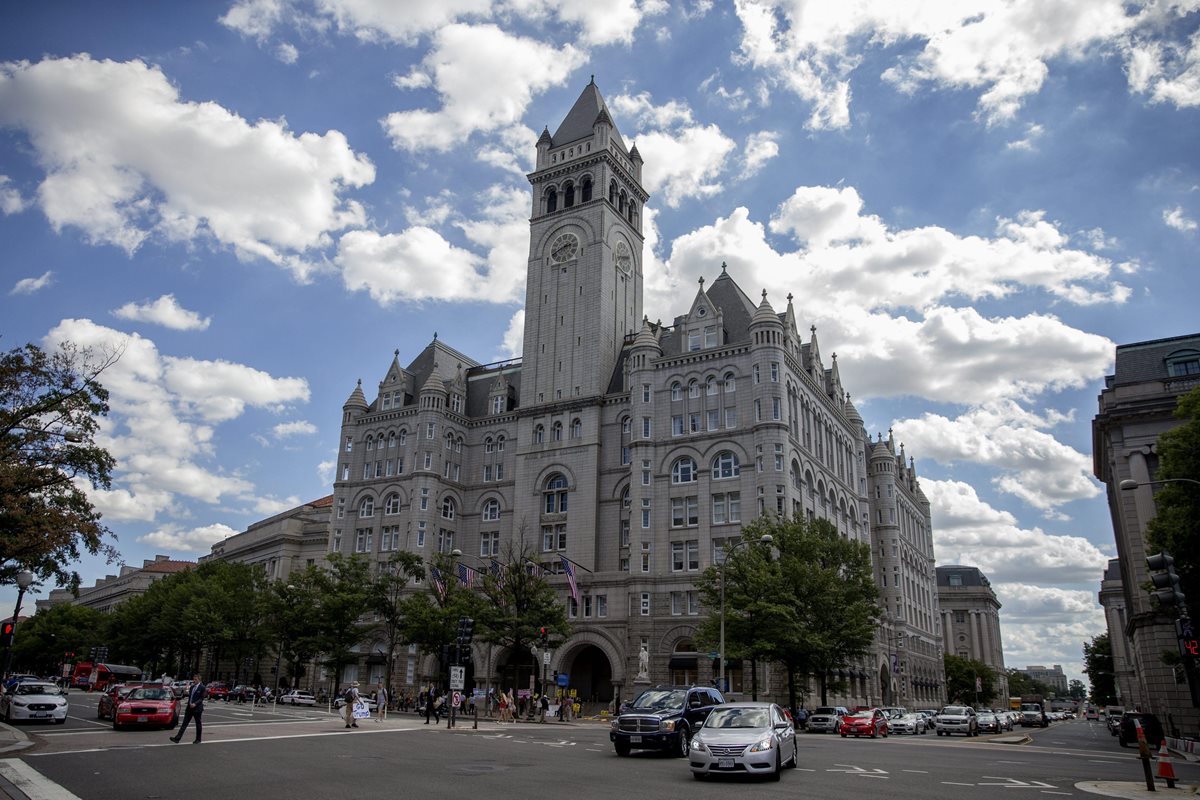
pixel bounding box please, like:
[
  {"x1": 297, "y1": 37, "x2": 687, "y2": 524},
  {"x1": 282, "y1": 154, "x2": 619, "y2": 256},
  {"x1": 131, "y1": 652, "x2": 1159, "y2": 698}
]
[
  {"x1": 117, "y1": 704, "x2": 131, "y2": 713},
  {"x1": 610, "y1": 719, "x2": 618, "y2": 730},
  {"x1": 691, "y1": 737, "x2": 706, "y2": 752},
  {"x1": 661, "y1": 720, "x2": 676, "y2": 732},
  {"x1": 12, "y1": 699, "x2": 28, "y2": 707},
  {"x1": 749, "y1": 736, "x2": 775, "y2": 752}
]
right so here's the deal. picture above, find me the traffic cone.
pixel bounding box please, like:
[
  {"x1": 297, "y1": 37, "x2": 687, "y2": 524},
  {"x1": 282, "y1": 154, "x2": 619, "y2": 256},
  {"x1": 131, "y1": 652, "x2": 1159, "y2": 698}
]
[{"x1": 1156, "y1": 741, "x2": 1177, "y2": 789}]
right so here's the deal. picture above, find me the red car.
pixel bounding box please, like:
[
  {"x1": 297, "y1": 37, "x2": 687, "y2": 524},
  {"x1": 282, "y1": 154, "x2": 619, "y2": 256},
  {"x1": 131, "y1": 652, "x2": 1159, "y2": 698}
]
[
  {"x1": 206, "y1": 682, "x2": 228, "y2": 701},
  {"x1": 113, "y1": 685, "x2": 178, "y2": 730},
  {"x1": 839, "y1": 708, "x2": 889, "y2": 738},
  {"x1": 97, "y1": 683, "x2": 146, "y2": 720}
]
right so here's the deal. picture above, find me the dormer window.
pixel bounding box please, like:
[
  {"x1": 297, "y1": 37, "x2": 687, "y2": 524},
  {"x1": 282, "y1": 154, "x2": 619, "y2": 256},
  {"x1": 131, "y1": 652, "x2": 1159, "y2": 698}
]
[
  {"x1": 1166, "y1": 348, "x2": 1200, "y2": 377},
  {"x1": 687, "y1": 330, "x2": 701, "y2": 351}
]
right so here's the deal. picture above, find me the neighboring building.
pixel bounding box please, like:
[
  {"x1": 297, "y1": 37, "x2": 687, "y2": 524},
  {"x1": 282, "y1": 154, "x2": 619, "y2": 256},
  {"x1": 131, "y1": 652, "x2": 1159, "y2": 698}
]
[
  {"x1": 200, "y1": 495, "x2": 333, "y2": 579},
  {"x1": 1098, "y1": 558, "x2": 1137, "y2": 707},
  {"x1": 37, "y1": 555, "x2": 194, "y2": 614},
  {"x1": 1018, "y1": 665, "x2": 1069, "y2": 694},
  {"x1": 326, "y1": 79, "x2": 944, "y2": 709},
  {"x1": 1093, "y1": 332, "x2": 1200, "y2": 734},
  {"x1": 937, "y1": 565, "x2": 1009, "y2": 701}
]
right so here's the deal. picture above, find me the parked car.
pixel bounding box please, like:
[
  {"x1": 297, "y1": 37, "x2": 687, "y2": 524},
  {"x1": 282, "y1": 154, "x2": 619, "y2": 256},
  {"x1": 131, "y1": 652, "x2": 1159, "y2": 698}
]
[
  {"x1": 977, "y1": 712, "x2": 1006, "y2": 733},
  {"x1": 112, "y1": 685, "x2": 178, "y2": 730},
  {"x1": 1118, "y1": 712, "x2": 1165, "y2": 749},
  {"x1": 889, "y1": 713, "x2": 928, "y2": 735},
  {"x1": 230, "y1": 685, "x2": 258, "y2": 703},
  {"x1": 0, "y1": 681, "x2": 69, "y2": 724},
  {"x1": 1105, "y1": 706, "x2": 1126, "y2": 735},
  {"x1": 689, "y1": 702, "x2": 798, "y2": 781},
  {"x1": 839, "y1": 708, "x2": 889, "y2": 738},
  {"x1": 333, "y1": 695, "x2": 377, "y2": 712},
  {"x1": 610, "y1": 685, "x2": 724, "y2": 758},
  {"x1": 935, "y1": 705, "x2": 978, "y2": 737},
  {"x1": 97, "y1": 683, "x2": 147, "y2": 720},
  {"x1": 170, "y1": 680, "x2": 190, "y2": 699},
  {"x1": 206, "y1": 682, "x2": 228, "y2": 701},
  {"x1": 879, "y1": 706, "x2": 906, "y2": 720},
  {"x1": 806, "y1": 705, "x2": 850, "y2": 733},
  {"x1": 282, "y1": 690, "x2": 317, "y2": 706}
]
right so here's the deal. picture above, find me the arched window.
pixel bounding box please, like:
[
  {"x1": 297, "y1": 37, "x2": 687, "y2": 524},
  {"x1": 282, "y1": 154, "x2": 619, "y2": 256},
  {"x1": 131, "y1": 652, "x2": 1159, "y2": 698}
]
[
  {"x1": 671, "y1": 382, "x2": 682, "y2": 401},
  {"x1": 724, "y1": 373, "x2": 736, "y2": 392},
  {"x1": 672, "y1": 456, "x2": 698, "y2": 484},
  {"x1": 497, "y1": 435, "x2": 506, "y2": 451},
  {"x1": 385, "y1": 493, "x2": 401, "y2": 515},
  {"x1": 570, "y1": 418, "x2": 582, "y2": 439},
  {"x1": 609, "y1": 179, "x2": 617, "y2": 204},
  {"x1": 619, "y1": 190, "x2": 627, "y2": 214},
  {"x1": 564, "y1": 182, "x2": 575, "y2": 208},
  {"x1": 546, "y1": 187, "x2": 557, "y2": 214},
  {"x1": 621, "y1": 417, "x2": 631, "y2": 436},
  {"x1": 711, "y1": 451, "x2": 741, "y2": 480},
  {"x1": 441, "y1": 497, "x2": 456, "y2": 520},
  {"x1": 552, "y1": 422, "x2": 563, "y2": 442},
  {"x1": 359, "y1": 497, "x2": 375, "y2": 517},
  {"x1": 483, "y1": 499, "x2": 500, "y2": 522},
  {"x1": 706, "y1": 377, "x2": 718, "y2": 396},
  {"x1": 445, "y1": 432, "x2": 454, "y2": 449},
  {"x1": 544, "y1": 474, "x2": 569, "y2": 514},
  {"x1": 455, "y1": 436, "x2": 463, "y2": 453},
  {"x1": 688, "y1": 380, "x2": 699, "y2": 398},
  {"x1": 622, "y1": 485, "x2": 631, "y2": 509},
  {"x1": 399, "y1": 429, "x2": 407, "y2": 445},
  {"x1": 485, "y1": 436, "x2": 495, "y2": 453},
  {"x1": 387, "y1": 432, "x2": 396, "y2": 448},
  {"x1": 534, "y1": 425, "x2": 545, "y2": 444},
  {"x1": 581, "y1": 177, "x2": 592, "y2": 202},
  {"x1": 365, "y1": 435, "x2": 374, "y2": 451}
]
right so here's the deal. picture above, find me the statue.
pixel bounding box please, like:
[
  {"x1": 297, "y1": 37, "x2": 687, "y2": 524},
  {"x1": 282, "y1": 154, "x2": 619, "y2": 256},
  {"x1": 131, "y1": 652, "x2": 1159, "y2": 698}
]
[{"x1": 636, "y1": 643, "x2": 650, "y2": 680}]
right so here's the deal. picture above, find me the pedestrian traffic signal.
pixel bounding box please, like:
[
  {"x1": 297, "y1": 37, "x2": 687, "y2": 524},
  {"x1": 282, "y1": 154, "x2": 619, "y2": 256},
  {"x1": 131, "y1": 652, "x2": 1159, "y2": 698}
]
[
  {"x1": 1147, "y1": 552, "x2": 1186, "y2": 609},
  {"x1": 458, "y1": 617, "x2": 474, "y2": 644},
  {"x1": 538, "y1": 626, "x2": 548, "y2": 647},
  {"x1": 0, "y1": 621, "x2": 13, "y2": 647}
]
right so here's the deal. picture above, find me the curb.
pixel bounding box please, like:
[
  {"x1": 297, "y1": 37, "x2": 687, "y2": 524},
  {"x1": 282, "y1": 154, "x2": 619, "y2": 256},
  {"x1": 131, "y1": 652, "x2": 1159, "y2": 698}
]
[{"x1": 0, "y1": 722, "x2": 33, "y2": 756}]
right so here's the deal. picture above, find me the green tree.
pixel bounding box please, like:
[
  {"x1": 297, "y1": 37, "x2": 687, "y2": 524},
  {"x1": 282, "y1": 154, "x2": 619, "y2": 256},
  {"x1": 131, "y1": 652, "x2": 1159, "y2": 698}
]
[
  {"x1": 0, "y1": 342, "x2": 120, "y2": 590},
  {"x1": 9, "y1": 603, "x2": 107, "y2": 676},
  {"x1": 943, "y1": 654, "x2": 997, "y2": 705},
  {"x1": 395, "y1": 552, "x2": 484, "y2": 689},
  {"x1": 310, "y1": 553, "x2": 375, "y2": 698},
  {"x1": 368, "y1": 550, "x2": 425, "y2": 691},
  {"x1": 1068, "y1": 679, "x2": 1086, "y2": 700},
  {"x1": 1144, "y1": 387, "x2": 1200, "y2": 620},
  {"x1": 473, "y1": 540, "x2": 569, "y2": 693},
  {"x1": 695, "y1": 516, "x2": 879, "y2": 707},
  {"x1": 1083, "y1": 632, "x2": 1117, "y2": 705},
  {"x1": 1006, "y1": 668, "x2": 1053, "y2": 698},
  {"x1": 265, "y1": 567, "x2": 323, "y2": 692}
]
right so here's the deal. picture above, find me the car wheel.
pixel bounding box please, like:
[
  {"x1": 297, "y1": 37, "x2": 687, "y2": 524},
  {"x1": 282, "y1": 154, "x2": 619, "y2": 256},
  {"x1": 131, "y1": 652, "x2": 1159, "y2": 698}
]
[
  {"x1": 870, "y1": 730, "x2": 877, "y2": 739},
  {"x1": 615, "y1": 741, "x2": 631, "y2": 757},
  {"x1": 54, "y1": 717, "x2": 65, "y2": 725},
  {"x1": 841, "y1": 733, "x2": 847, "y2": 738},
  {"x1": 1119, "y1": 737, "x2": 1128, "y2": 748},
  {"x1": 112, "y1": 718, "x2": 121, "y2": 731},
  {"x1": 676, "y1": 726, "x2": 691, "y2": 758}
]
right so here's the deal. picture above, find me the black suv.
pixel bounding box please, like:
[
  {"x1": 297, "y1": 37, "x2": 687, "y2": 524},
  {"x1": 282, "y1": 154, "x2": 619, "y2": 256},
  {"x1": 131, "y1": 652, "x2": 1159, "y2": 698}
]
[
  {"x1": 610, "y1": 686, "x2": 723, "y2": 758},
  {"x1": 1117, "y1": 712, "x2": 1164, "y2": 749}
]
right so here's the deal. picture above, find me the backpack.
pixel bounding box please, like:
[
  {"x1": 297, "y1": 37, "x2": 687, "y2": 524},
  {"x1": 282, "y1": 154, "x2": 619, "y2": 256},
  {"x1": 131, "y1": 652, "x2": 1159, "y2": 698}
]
[{"x1": 344, "y1": 687, "x2": 355, "y2": 703}]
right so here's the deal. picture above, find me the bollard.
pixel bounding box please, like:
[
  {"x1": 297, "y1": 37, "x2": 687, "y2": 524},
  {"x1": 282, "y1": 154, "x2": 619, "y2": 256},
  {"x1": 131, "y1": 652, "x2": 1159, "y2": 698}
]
[{"x1": 1135, "y1": 719, "x2": 1156, "y2": 792}]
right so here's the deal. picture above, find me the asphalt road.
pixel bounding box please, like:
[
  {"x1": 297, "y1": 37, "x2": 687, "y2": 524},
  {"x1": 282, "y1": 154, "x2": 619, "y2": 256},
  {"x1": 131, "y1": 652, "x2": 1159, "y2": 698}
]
[{"x1": 2, "y1": 699, "x2": 1195, "y2": 800}]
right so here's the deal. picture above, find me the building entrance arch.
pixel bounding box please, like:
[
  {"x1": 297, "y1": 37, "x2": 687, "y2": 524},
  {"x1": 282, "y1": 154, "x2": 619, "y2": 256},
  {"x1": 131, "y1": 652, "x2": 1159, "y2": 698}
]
[{"x1": 561, "y1": 644, "x2": 614, "y2": 703}]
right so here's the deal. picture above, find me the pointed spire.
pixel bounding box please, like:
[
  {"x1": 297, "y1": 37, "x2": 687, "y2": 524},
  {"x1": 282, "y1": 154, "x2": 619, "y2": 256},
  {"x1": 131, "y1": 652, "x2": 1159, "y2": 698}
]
[
  {"x1": 537, "y1": 125, "x2": 553, "y2": 146},
  {"x1": 343, "y1": 379, "x2": 368, "y2": 410},
  {"x1": 632, "y1": 316, "x2": 662, "y2": 352},
  {"x1": 751, "y1": 289, "x2": 779, "y2": 326},
  {"x1": 630, "y1": 142, "x2": 642, "y2": 163}
]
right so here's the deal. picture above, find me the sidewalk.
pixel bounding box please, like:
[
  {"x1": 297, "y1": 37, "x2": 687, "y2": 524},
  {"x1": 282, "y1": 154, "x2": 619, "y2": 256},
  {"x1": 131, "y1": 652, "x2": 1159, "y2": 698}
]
[
  {"x1": 1078, "y1": 781, "x2": 1197, "y2": 799},
  {"x1": 0, "y1": 722, "x2": 35, "y2": 800}
]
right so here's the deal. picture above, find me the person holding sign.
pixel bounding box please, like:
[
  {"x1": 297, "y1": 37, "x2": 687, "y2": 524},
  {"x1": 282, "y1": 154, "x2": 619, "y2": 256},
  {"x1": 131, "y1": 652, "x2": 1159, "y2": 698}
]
[{"x1": 343, "y1": 681, "x2": 360, "y2": 729}]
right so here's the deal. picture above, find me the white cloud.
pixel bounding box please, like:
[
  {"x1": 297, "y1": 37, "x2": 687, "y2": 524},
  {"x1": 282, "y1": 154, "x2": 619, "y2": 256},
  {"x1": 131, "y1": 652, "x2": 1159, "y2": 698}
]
[
  {"x1": 1006, "y1": 122, "x2": 1045, "y2": 151},
  {"x1": 500, "y1": 309, "x2": 524, "y2": 360},
  {"x1": 272, "y1": 420, "x2": 317, "y2": 438},
  {"x1": 383, "y1": 24, "x2": 585, "y2": 152},
  {"x1": 732, "y1": 0, "x2": 1199, "y2": 129},
  {"x1": 894, "y1": 401, "x2": 1102, "y2": 513},
  {"x1": 9, "y1": 270, "x2": 53, "y2": 296},
  {"x1": 138, "y1": 522, "x2": 239, "y2": 553},
  {"x1": 740, "y1": 131, "x2": 779, "y2": 178},
  {"x1": 43, "y1": 318, "x2": 309, "y2": 521},
  {"x1": 250, "y1": 494, "x2": 302, "y2": 516},
  {"x1": 0, "y1": 55, "x2": 374, "y2": 279},
  {"x1": 275, "y1": 42, "x2": 299, "y2": 64},
  {"x1": 111, "y1": 294, "x2": 212, "y2": 331},
  {"x1": 1163, "y1": 205, "x2": 1198, "y2": 232},
  {"x1": 0, "y1": 175, "x2": 26, "y2": 214},
  {"x1": 317, "y1": 459, "x2": 335, "y2": 485},
  {"x1": 218, "y1": 0, "x2": 290, "y2": 40}
]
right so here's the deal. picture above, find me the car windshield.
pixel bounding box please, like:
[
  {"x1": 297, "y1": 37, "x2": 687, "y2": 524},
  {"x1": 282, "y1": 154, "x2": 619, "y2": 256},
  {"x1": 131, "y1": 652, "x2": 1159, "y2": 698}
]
[
  {"x1": 978, "y1": 713, "x2": 996, "y2": 720},
  {"x1": 942, "y1": 707, "x2": 969, "y2": 715},
  {"x1": 128, "y1": 687, "x2": 173, "y2": 700},
  {"x1": 705, "y1": 708, "x2": 768, "y2": 729},
  {"x1": 813, "y1": 707, "x2": 837, "y2": 715},
  {"x1": 15, "y1": 683, "x2": 59, "y2": 696},
  {"x1": 629, "y1": 689, "x2": 686, "y2": 711},
  {"x1": 848, "y1": 711, "x2": 873, "y2": 719}
]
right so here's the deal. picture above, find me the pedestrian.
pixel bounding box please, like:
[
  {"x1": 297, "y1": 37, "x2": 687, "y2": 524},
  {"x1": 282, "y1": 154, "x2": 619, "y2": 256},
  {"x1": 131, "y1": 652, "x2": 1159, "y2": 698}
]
[
  {"x1": 343, "y1": 681, "x2": 361, "y2": 729},
  {"x1": 375, "y1": 683, "x2": 388, "y2": 723},
  {"x1": 538, "y1": 692, "x2": 549, "y2": 723},
  {"x1": 170, "y1": 673, "x2": 206, "y2": 744}
]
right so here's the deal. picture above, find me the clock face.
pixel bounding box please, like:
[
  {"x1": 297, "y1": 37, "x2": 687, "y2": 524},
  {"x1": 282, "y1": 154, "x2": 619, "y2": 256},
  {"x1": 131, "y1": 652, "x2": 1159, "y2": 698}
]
[
  {"x1": 615, "y1": 241, "x2": 632, "y2": 274},
  {"x1": 551, "y1": 233, "x2": 579, "y2": 263}
]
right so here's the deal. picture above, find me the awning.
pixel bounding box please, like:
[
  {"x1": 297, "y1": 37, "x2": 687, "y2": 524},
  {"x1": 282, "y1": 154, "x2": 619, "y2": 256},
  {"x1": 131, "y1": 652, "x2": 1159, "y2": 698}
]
[
  {"x1": 365, "y1": 653, "x2": 387, "y2": 665},
  {"x1": 668, "y1": 656, "x2": 697, "y2": 670}
]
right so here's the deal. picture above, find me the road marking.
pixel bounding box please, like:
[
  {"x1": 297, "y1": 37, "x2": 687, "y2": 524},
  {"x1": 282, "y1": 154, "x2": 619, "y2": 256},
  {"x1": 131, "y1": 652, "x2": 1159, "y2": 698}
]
[
  {"x1": 903, "y1": 769, "x2": 929, "y2": 773},
  {"x1": 827, "y1": 765, "x2": 888, "y2": 776},
  {"x1": 1087, "y1": 760, "x2": 1120, "y2": 764},
  {"x1": 27, "y1": 726, "x2": 423, "y2": 756},
  {"x1": 943, "y1": 782, "x2": 976, "y2": 786},
  {"x1": 979, "y1": 777, "x2": 1057, "y2": 788},
  {"x1": 0, "y1": 759, "x2": 81, "y2": 800},
  {"x1": 1040, "y1": 792, "x2": 1072, "y2": 796},
  {"x1": 996, "y1": 760, "x2": 1028, "y2": 764}
]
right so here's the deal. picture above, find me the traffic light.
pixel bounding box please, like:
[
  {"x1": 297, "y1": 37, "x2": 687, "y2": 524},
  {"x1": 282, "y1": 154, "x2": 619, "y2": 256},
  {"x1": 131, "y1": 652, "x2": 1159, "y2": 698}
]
[
  {"x1": 0, "y1": 621, "x2": 13, "y2": 647},
  {"x1": 1147, "y1": 552, "x2": 1187, "y2": 609},
  {"x1": 457, "y1": 617, "x2": 475, "y2": 645},
  {"x1": 538, "y1": 626, "x2": 548, "y2": 647}
]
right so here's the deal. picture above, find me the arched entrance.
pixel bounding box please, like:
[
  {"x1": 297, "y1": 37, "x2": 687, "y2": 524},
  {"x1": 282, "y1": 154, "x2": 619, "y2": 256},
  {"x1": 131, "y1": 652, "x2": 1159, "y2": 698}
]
[
  {"x1": 564, "y1": 644, "x2": 613, "y2": 703},
  {"x1": 495, "y1": 647, "x2": 540, "y2": 695}
]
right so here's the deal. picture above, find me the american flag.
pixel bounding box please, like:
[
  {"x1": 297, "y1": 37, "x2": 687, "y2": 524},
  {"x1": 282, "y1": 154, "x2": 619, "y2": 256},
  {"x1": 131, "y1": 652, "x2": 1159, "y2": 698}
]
[
  {"x1": 457, "y1": 563, "x2": 476, "y2": 588},
  {"x1": 490, "y1": 559, "x2": 505, "y2": 590},
  {"x1": 430, "y1": 566, "x2": 446, "y2": 599},
  {"x1": 560, "y1": 556, "x2": 578, "y2": 603},
  {"x1": 525, "y1": 560, "x2": 542, "y2": 577}
]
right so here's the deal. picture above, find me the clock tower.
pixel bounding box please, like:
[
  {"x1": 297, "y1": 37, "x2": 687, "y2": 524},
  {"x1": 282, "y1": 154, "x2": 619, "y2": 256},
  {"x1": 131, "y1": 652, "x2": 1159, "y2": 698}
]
[{"x1": 521, "y1": 78, "x2": 647, "y2": 405}]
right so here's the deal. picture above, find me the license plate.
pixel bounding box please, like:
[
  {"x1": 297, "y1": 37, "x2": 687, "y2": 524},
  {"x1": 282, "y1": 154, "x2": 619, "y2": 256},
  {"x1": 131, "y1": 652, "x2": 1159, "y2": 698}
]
[
  {"x1": 718, "y1": 758, "x2": 734, "y2": 769},
  {"x1": 33, "y1": 712, "x2": 48, "y2": 718},
  {"x1": 629, "y1": 735, "x2": 642, "y2": 743},
  {"x1": 137, "y1": 716, "x2": 148, "y2": 723}
]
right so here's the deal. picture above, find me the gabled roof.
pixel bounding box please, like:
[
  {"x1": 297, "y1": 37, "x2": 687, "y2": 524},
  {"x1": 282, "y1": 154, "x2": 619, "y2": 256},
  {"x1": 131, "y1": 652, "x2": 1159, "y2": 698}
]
[{"x1": 552, "y1": 79, "x2": 628, "y2": 153}]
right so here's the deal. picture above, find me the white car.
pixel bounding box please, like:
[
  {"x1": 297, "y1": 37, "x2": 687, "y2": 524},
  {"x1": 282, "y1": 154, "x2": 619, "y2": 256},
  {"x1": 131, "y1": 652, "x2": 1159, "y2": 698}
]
[
  {"x1": 333, "y1": 695, "x2": 377, "y2": 711},
  {"x1": 282, "y1": 690, "x2": 317, "y2": 706},
  {"x1": 1, "y1": 681, "x2": 69, "y2": 724},
  {"x1": 889, "y1": 713, "x2": 928, "y2": 735}
]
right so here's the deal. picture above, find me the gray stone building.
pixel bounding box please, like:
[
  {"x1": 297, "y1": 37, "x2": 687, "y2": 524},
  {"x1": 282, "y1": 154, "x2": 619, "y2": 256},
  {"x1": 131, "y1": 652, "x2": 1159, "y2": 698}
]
[
  {"x1": 37, "y1": 555, "x2": 194, "y2": 614},
  {"x1": 1093, "y1": 332, "x2": 1200, "y2": 734},
  {"x1": 1098, "y1": 558, "x2": 1137, "y2": 708},
  {"x1": 937, "y1": 565, "x2": 1009, "y2": 701},
  {"x1": 1018, "y1": 665, "x2": 1069, "y2": 694},
  {"x1": 328, "y1": 80, "x2": 944, "y2": 709},
  {"x1": 200, "y1": 495, "x2": 332, "y2": 580}
]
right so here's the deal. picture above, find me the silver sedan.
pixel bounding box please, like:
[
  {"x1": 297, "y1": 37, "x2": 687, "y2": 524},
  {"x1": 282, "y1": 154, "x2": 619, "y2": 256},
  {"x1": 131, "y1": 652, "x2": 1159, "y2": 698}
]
[
  {"x1": 889, "y1": 713, "x2": 928, "y2": 734},
  {"x1": 0, "y1": 681, "x2": 69, "y2": 724},
  {"x1": 689, "y1": 702, "x2": 798, "y2": 782}
]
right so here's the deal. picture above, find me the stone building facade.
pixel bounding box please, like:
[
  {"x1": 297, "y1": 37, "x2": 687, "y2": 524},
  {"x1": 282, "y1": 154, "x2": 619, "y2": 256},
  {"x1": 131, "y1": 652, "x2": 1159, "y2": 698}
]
[
  {"x1": 1093, "y1": 332, "x2": 1200, "y2": 734},
  {"x1": 37, "y1": 555, "x2": 194, "y2": 615},
  {"x1": 328, "y1": 80, "x2": 945, "y2": 709},
  {"x1": 937, "y1": 565, "x2": 1009, "y2": 701},
  {"x1": 1098, "y1": 558, "x2": 1138, "y2": 707}
]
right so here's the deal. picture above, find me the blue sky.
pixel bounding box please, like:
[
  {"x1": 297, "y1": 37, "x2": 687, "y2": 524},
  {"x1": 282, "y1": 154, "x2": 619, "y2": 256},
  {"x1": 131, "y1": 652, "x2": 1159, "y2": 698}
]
[{"x1": 2, "y1": 1, "x2": 1198, "y2": 686}]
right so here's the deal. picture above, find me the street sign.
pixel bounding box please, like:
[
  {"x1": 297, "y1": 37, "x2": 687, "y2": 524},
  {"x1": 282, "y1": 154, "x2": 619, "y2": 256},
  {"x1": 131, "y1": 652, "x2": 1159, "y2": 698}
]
[
  {"x1": 452, "y1": 691, "x2": 462, "y2": 708},
  {"x1": 450, "y1": 666, "x2": 465, "y2": 691},
  {"x1": 556, "y1": 673, "x2": 569, "y2": 687},
  {"x1": 543, "y1": 651, "x2": 551, "y2": 665}
]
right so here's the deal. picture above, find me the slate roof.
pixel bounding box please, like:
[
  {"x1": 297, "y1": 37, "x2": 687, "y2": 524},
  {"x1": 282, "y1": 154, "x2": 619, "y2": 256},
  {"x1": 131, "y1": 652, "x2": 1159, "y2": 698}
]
[
  {"x1": 936, "y1": 565, "x2": 991, "y2": 587},
  {"x1": 552, "y1": 79, "x2": 628, "y2": 153},
  {"x1": 1110, "y1": 332, "x2": 1200, "y2": 386}
]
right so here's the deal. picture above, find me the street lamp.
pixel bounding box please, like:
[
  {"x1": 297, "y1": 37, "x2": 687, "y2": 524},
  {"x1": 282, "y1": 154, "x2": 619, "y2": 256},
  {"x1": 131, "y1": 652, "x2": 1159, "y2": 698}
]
[
  {"x1": 2, "y1": 571, "x2": 35, "y2": 680},
  {"x1": 1120, "y1": 478, "x2": 1200, "y2": 490},
  {"x1": 718, "y1": 534, "x2": 773, "y2": 696}
]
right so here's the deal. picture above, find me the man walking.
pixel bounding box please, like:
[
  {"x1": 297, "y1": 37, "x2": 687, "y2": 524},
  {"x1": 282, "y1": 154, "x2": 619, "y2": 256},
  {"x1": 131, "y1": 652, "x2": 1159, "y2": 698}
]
[
  {"x1": 375, "y1": 683, "x2": 388, "y2": 723},
  {"x1": 343, "y1": 681, "x2": 360, "y2": 729},
  {"x1": 170, "y1": 674, "x2": 206, "y2": 744}
]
